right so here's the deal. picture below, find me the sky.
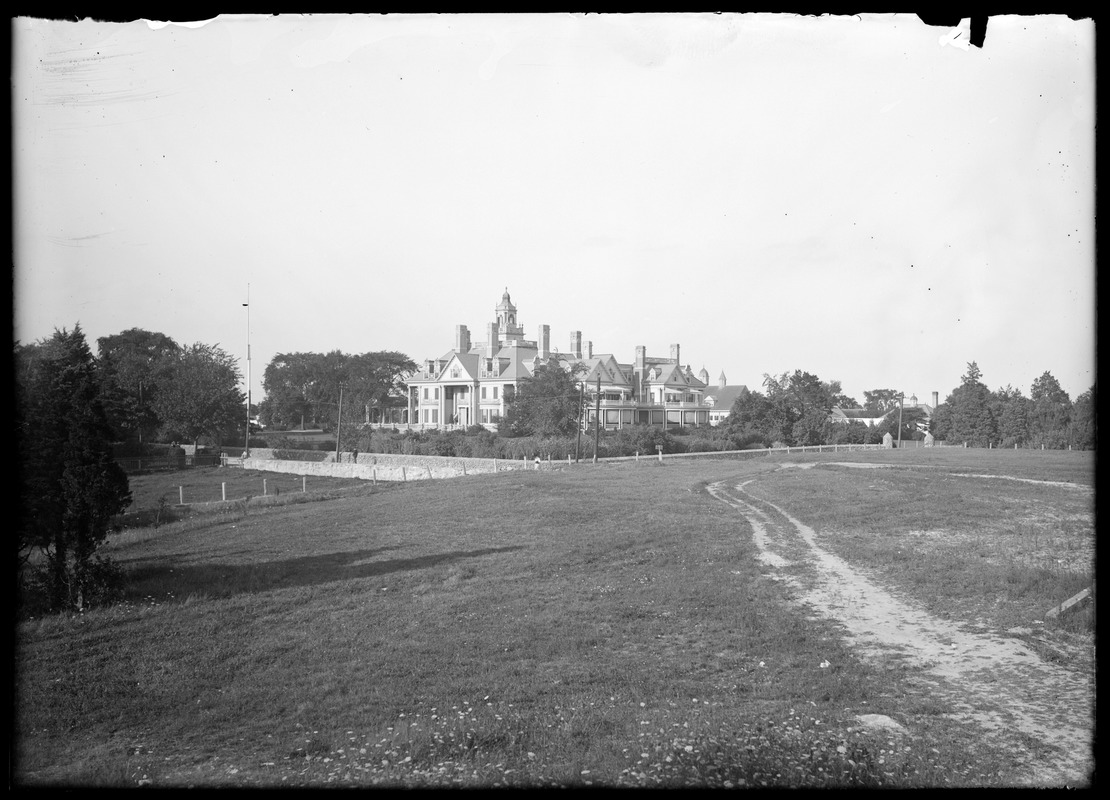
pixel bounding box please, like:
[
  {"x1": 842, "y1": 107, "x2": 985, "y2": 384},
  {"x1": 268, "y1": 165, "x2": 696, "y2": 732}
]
[{"x1": 13, "y1": 13, "x2": 1096, "y2": 407}]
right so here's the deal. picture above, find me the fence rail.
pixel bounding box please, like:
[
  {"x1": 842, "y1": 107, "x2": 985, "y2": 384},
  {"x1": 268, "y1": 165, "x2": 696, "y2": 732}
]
[
  {"x1": 115, "y1": 455, "x2": 224, "y2": 473},
  {"x1": 602, "y1": 442, "x2": 887, "y2": 463}
]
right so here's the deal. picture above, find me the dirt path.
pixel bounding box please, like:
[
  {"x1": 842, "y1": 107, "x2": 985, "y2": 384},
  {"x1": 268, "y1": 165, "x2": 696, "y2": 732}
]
[{"x1": 707, "y1": 472, "x2": 1094, "y2": 788}]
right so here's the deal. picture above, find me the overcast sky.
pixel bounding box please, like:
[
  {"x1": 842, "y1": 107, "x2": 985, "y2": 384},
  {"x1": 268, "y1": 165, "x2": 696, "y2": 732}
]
[{"x1": 13, "y1": 13, "x2": 1095, "y2": 406}]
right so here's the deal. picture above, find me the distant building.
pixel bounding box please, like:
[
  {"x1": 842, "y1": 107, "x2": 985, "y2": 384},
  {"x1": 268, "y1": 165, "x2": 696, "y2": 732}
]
[
  {"x1": 702, "y1": 371, "x2": 749, "y2": 426},
  {"x1": 405, "y1": 289, "x2": 724, "y2": 430},
  {"x1": 830, "y1": 393, "x2": 936, "y2": 433}
]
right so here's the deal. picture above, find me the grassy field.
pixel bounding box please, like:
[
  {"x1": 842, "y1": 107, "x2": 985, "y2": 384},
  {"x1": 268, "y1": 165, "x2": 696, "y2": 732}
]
[{"x1": 13, "y1": 449, "x2": 1094, "y2": 787}]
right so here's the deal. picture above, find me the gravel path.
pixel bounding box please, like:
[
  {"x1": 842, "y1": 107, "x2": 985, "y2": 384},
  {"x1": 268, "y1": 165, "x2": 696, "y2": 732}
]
[{"x1": 707, "y1": 474, "x2": 1094, "y2": 788}]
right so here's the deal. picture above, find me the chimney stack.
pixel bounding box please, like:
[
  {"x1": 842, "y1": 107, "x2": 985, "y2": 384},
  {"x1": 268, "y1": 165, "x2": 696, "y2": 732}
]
[
  {"x1": 537, "y1": 325, "x2": 550, "y2": 359},
  {"x1": 587, "y1": 340, "x2": 593, "y2": 359},
  {"x1": 570, "y1": 331, "x2": 582, "y2": 359},
  {"x1": 670, "y1": 344, "x2": 681, "y2": 364},
  {"x1": 487, "y1": 322, "x2": 500, "y2": 359},
  {"x1": 932, "y1": 391, "x2": 939, "y2": 408},
  {"x1": 455, "y1": 324, "x2": 470, "y2": 354}
]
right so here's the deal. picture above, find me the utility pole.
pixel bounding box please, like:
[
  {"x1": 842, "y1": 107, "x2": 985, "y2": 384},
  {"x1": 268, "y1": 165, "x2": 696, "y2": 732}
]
[
  {"x1": 335, "y1": 383, "x2": 345, "y2": 461},
  {"x1": 575, "y1": 382, "x2": 584, "y2": 463},
  {"x1": 592, "y1": 375, "x2": 601, "y2": 463},
  {"x1": 243, "y1": 284, "x2": 251, "y2": 457},
  {"x1": 897, "y1": 392, "x2": 904, "y2": 449}
]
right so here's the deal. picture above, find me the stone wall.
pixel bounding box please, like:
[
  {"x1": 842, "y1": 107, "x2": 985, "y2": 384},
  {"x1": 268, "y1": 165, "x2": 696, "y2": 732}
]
[{"x1": 239, "y1": 450, "x2": 537, "y2": 481}]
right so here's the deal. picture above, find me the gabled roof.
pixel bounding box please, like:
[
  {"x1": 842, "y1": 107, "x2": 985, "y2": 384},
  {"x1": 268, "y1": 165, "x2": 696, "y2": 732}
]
[
  {"x1": 704, "y1": 385, "x2": 749, "y2": 409},
  {"x1": 579, "y1": 354, "x2": 634, "y2": 388},
  {"x1": 440, "y1": 352, "x2": 480, "y2": 381},
  {"x1": 645, "y1": 362, "x2": 708, "y2": 389}
]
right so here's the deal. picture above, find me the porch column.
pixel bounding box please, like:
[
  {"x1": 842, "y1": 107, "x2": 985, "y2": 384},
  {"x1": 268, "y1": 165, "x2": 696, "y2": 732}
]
[{"x1": 438, "y1": 386, "x2": 446, "y2": 429}]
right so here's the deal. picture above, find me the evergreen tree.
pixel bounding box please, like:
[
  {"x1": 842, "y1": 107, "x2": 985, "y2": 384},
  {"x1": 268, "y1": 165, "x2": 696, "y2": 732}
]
[
  {"x1": 991, "y1": 385, "x2": 1031, "y2": 447},
  {"x1": 17, "y1": 326, "x2": 132, "y2": 611},
  {"x1": 1071, "y1": 386, "x2": 1096, "y2": 450},
  {"x1": 938, "y1": 362, "x2": 996, "y2": 447},
  {"x1": 1029, "y1": 371, "x2": 1072, "y2": 449}
]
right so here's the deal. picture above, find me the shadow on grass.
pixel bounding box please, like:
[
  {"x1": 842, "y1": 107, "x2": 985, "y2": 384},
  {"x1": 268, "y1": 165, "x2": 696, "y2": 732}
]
[{"x1": 122, "y1": 544, "x2": 526, "y2": 603}]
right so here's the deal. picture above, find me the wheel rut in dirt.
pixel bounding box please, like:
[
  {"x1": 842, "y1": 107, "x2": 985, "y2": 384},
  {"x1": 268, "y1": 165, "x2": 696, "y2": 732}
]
[{"x1": 706, "y1": 473, "x2": 1093, "y2": 788}]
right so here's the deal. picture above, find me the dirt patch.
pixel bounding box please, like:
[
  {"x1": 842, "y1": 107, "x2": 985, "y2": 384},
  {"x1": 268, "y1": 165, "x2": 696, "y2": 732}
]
[{"x1": 707, "y1": 475, "x2": 1094, "y2": 788}]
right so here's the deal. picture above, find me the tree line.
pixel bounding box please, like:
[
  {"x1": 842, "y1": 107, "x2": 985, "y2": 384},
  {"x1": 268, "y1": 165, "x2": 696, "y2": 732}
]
[
  {"x1": 497, "y1": 359, "x2": 1095, "y2": 451},
  {"x1": 258, "y1": 350, "x2": 416, "y2": 433},
  {"x1": 17, "y1": 325, "x2": 253, "y2": 612},
  {"x1": 930, "y1": 362, "x2": 1095, "y2": 449}
]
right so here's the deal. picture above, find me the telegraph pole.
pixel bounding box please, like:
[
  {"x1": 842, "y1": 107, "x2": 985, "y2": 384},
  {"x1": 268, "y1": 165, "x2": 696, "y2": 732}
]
[
  {"x1": 897, "y1": 392, "x2": 904, "y2": 449},
  {"x1": 592, "y1": 375, "x2": 601, "y2": 463},
  {"x1": 335, "y1": 383, "x2": 345, "y2": 461},
  {"x1": 243, "y1": 284, "x2": 251, "y2": 457},
  {"x1": 575, "y1": 382, "x2": 584, "y2": 463}
]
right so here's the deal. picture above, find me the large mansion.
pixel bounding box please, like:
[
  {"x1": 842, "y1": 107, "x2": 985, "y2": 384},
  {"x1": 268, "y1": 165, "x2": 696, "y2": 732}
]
[{"x1": 405, "y1": 290, "x2": 745, "y2": 430}]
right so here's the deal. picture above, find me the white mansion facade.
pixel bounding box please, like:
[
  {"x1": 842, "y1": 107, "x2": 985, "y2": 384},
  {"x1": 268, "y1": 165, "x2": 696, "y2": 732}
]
[{"x1": 405, "y1": 290, "x2": 744, "y2": 431}]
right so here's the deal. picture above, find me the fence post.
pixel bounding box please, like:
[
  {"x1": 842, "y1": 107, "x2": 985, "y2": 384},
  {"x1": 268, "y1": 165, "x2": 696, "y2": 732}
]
[
  {"x1": 302, "y1": 476, "x2": 306, "y2": 492},
  {"x1": 402, "y1": 466, "x2": 406, "y2": 482},
  {"x1": 222, "y1": 482, "x2": 226, "y2": 501},
  {"x1": 264, "y1": 478, "x2": 268, "y2": 495},
  {"x1": 494, "y1": 458, "x2": 498, "y2": 472},
  {"x1": 372, "y1": 468, "x2": 377, "y2": 485},
  {"x1": 179, "y1": 486, "x2": 184, "y2": 505}
]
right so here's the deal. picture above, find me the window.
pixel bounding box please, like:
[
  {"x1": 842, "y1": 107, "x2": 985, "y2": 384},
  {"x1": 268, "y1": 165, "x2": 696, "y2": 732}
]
[
  {"x1": 481, "y1": 386, "x2": 487, "y2": 399},
  {"x1": 493, "y1": 386, "x2": 499, "y2": 399},
  {"x1": 434, "y1": 388, "x2": 439, "y2": 400},
  {"x1": 423, "y1": 387, "x2": 429, "y2": 400}
]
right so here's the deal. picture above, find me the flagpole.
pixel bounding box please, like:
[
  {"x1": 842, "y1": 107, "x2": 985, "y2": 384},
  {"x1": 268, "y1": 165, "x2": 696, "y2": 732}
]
[{"x1": 244, "y1": 284, "x2": 251, "y2": 457}]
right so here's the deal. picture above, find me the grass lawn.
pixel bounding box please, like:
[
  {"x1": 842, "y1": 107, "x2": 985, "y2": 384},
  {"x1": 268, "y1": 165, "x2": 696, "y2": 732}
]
[{"x1": 13, "y1": 449, "x2": 1094, "y2": 787}]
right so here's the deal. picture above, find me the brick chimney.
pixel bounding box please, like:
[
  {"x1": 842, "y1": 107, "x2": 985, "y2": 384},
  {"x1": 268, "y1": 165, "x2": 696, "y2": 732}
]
[
  {"x1": 670, "y1": 343, "x2": 681, "y2": 364},
  {"x1": 570, "y1": 331, "x2": 582, "y2": 359},
  {"x1": 455, "y1": 324, "x2": 470, "y2": 353},
  {"x1": 487, "y1": 322, "x2": 500, "y2": 359},
  {"x1": 537, "y1": 324, "x2": 550, "y2": 359}
]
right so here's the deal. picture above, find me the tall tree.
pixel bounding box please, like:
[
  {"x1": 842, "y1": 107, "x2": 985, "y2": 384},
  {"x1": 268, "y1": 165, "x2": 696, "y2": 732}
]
[
  {"x1": 96, "y1": 328, "x2": 179, "y2": 445},
  {"x1": 261, "y1": 350, "x2": 416, "y2": 431},
  {"x1": 152, "y1": 343, "x2": 245, "y2": 448},
  {"x1": 1029, "y1": 371, "x2": 1072, "y2": 449},
  {"x1": 726, "y1": 371, "x2": 838, "y2": 447},
  {"x1": 17, "y1": 326, "x2": 132, "y2": 611},
  {"x1": 723, "y1": 388, "x2": 775, "y2": 448},
  {"x1": 787, "y1": 371, "x2": 837, "y2": 446},
  {"x1": 935, "y1": 362, "x2": 996, "y2": 446},
  {"x1": 501, "y1": 358, "x2": 586, "y2": 437},
  {"x1": 991, "y1": 385, "x2": 1031, "y2": 447},
  {"x1": 1071, "y1": 386, "x2": 1096, "y2": 450},
  {"x1": 863, "y1": 389, "x2": 902, "y2": 416}
]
